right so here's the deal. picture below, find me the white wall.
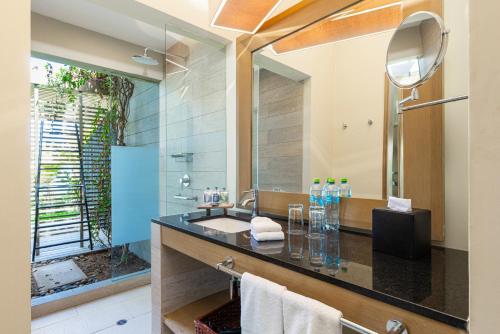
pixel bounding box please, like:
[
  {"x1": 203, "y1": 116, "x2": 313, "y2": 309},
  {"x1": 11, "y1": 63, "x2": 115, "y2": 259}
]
[
  {"x1": 442, "y1": 0, "x2": 469, "y2": 251},
  {"x1": 469, "y1": 0, "x2": 500, "y2": 332},
  {"x1": 331, "y1": 32, "x2": 392, "y2": 199},
  {"x1": 31, "y1": 13, "x2": 164, "y2": 81},
  {"x1": 0, "y1": 1, "x2": 31, "y2": 333}
]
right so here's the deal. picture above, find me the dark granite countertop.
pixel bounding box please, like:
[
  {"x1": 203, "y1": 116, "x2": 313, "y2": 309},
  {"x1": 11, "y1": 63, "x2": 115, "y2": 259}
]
[{"x1": 152, "y1": 210, "x2": 468, "y2": 329}]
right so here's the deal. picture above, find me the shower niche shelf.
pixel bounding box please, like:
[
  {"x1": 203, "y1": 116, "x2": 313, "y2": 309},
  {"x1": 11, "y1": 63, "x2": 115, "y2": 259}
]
[{"x1": 170, "y1": 152, "x2": 193, "y2": 162}]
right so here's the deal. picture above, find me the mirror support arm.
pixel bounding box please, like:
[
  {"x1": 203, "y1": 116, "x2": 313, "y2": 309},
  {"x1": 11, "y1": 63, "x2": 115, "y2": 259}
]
[
  {"x1": 398, "y1": 88, "x2": 420, "y2": 114},
  {"x1": 400, "y1": 94, "x2": 469, "y2": 113}
]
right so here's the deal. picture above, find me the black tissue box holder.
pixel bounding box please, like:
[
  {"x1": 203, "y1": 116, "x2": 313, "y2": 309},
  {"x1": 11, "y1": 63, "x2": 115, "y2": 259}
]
[{"x1": 372, "y1": 208, "x2": 431, "y2": 260}]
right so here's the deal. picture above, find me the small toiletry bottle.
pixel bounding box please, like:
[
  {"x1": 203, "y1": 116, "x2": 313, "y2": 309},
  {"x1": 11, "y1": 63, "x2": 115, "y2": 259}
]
[
  {"x1": 203, "y1": 187, "x2": 211, "y2": 204},
  {"x1": 220, "y1": 188, "x2": 229, "y2": 203},
  {"x1": 340, "y1": 178, "x2": 352, "y2": 198},
  {"x1": 212, "y1": 187, "x2": 220, "y2": 204}
]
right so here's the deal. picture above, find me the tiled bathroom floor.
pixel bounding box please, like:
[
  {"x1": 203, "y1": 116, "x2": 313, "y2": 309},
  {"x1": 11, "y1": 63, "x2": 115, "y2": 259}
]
[{"x1": 31, "y1": 285, "x2": 151, "y2": 334}]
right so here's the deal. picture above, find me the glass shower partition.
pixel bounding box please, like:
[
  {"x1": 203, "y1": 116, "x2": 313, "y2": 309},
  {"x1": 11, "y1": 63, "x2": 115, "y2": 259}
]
[{"x1": 160, "y1": 28, "x2": 227, "y2": 217}]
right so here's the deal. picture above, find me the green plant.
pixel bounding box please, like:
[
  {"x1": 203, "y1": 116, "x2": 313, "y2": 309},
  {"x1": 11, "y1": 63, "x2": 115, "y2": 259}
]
[{"x1": 44, "y1": 63, "x2": 134, "y2": 254}]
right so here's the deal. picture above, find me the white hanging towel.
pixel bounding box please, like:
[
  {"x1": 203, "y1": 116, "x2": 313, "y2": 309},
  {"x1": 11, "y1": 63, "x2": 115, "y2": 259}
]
[
  {"x1": 283, "y1": 290, "x2": 343, "y2": 334},
  {"x1": 241, "y1": 273, "x2": 287, "y2": 334}
]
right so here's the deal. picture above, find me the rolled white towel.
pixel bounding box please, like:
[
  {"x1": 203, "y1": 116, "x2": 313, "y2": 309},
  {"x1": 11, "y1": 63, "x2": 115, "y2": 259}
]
[
  {"x1": 251, "y1": 217, "x2": 283, "y2": 234},
  {"x1": 251, "y1": 231, "x2": 285, "y2": 242}
]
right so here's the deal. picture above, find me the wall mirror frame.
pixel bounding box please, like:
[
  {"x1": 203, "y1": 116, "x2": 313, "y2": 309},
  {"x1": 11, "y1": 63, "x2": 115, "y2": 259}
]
[{"x1": 236, "y1": 0, "x2": 446, "y2": 240}]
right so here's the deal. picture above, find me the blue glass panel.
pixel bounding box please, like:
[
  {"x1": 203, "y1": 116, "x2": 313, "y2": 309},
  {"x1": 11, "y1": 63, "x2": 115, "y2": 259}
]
[{"x1": 111, "y1": 146, "x2": 158, "y2": 246}]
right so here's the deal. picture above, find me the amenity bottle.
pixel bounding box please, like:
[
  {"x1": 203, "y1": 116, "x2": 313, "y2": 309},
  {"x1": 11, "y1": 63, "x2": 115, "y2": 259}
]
[
  {"x1": 212, "y1": 187, "x2": 220, "y2": 204},
  {"x1": 322, "y1": 178, "x2": 340, "y2": 230},
  {"x1": 203, "y1": 187, "x2": 212, "y2": 204},
  {"x1": 309, "y1": 178, "x2": 323, "y2": 206},
  {"x1": 220, "y1": 188, "x2": 229, "y2": 204},
  {"x1": 340, "y1": 178, "x2": 352, "y2": 198}
]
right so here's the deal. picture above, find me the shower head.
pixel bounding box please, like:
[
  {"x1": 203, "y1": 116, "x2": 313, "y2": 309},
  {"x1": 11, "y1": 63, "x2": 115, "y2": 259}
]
[{"x1": 132, "y1": 48, "x2": 159, "y2": 66}]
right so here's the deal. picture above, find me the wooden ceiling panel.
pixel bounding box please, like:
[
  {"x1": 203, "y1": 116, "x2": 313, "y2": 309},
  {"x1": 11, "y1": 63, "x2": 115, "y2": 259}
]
[
  {"x1": 212, "y1": 0, "x2": 283, "y2": 33},
  {"x1": 271, "y1": 0, "x2": 402, "y2": 54}
]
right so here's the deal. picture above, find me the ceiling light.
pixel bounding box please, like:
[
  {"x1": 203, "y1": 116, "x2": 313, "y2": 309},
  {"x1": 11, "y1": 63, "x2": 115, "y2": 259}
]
[{"x1": 211, "y1": 0, "x2": 284, "y2": 34}]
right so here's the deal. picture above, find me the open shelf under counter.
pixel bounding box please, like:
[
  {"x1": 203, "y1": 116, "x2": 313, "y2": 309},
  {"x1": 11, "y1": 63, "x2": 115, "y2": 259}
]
[{"x1": 163, "y1": 290, "x2": 230, "y2": 334}]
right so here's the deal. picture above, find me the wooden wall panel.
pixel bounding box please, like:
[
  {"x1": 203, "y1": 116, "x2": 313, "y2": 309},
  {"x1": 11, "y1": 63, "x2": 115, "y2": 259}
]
[
  {"x1": 259, "y1": 191, "x2": 386, "y2": 230},
  {"x1": 401, "y1": 0, "x2": 444, "y2": 241}
]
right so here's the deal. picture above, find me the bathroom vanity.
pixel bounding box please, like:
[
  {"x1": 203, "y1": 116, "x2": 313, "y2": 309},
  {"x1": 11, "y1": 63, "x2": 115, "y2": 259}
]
[
  {"x1": 151, "y1": 0, "x2": 470, "y2": 333},
  {"x1": 151, "y1": 211, "x2": 468, "y2": 334}
]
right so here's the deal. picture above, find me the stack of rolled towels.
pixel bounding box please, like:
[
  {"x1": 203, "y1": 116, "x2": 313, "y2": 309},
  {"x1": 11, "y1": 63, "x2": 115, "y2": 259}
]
[{"x1": 251, "y1": 217, "x2": 284, "y2": 242}]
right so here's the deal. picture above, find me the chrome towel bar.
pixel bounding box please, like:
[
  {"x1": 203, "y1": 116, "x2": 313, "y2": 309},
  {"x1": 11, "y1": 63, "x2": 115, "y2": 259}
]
[{"x1": 216, "y1": 257, "x2": 408, "y2": 334}]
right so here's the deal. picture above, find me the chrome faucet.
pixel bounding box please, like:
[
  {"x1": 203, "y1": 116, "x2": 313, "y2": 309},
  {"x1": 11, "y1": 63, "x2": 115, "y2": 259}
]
[{"x1": 240, "y1": 188, "x2": 259, "y2": 218}]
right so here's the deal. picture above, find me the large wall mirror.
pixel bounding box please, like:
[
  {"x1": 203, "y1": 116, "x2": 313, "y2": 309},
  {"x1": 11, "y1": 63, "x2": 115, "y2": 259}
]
[{"x1": 245, "y1": 0, "x2": 469, "y2": 249}]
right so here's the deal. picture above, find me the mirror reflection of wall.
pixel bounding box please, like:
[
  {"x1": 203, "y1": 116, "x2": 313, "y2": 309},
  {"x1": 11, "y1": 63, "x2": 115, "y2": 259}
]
[{"x1": 253, "y1": 29, "x2": 393, "y2": 199}]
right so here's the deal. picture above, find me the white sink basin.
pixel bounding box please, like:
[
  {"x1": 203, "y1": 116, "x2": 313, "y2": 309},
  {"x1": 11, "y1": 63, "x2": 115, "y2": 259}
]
[{"x1": 193, "y1": 217, "x2": 250, "y2": 233}]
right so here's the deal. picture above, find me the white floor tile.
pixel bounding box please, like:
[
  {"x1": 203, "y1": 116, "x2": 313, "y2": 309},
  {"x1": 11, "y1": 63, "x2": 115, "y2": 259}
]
[
  {"x1": 32, "y1": 285, "x2": 152, "y2": 334},
  {"x1": 77, "y1": 300, "x2": 133, "y2": 333},
  {"x1": 122, "y1": 294, "x2": 151, "y2": 318},
  {"x1": 31, "y1": 307, "x2": 78, "y2": 331},
  {"x1": 31, "y1": 316, "x2": 89, "y2": 334},
  {"x1": 94, "y1": 313, "x2": 151, "y2": 334}
]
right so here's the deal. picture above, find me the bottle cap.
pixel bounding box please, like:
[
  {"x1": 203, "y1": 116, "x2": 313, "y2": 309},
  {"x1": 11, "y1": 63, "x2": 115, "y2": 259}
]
[
  {"x1": 313, "y1": 178, "x2": 321, "y2": 184},
  {"x1": 327, "y1": 178, "x2": 335, "y2": 184},
  {"x1": 341, "y1": 178, "x2": 348, "y2": 183}
]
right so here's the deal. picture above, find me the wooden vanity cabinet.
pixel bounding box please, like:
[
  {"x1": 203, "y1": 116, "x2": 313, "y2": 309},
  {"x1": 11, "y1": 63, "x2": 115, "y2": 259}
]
[{"x1": 152, "y1": 224, "x2": 466, "y2": 334}]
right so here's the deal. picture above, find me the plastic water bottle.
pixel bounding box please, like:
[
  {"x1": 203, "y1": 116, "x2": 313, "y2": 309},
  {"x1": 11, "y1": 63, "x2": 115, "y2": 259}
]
[
  {"x1": 322, "y1": 178, "x2": 340, "y2": 230},
  {"x1": 340, "y1": 178, "x2": 352, "y2": 198},
  {"x1": 309, "y1": 178, "x2": 323, "y2": 206}
]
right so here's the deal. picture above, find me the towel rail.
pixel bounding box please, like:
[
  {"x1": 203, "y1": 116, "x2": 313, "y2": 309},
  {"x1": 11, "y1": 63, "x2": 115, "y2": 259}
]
[{"x1": 215, "y1": 257, "x2": 408, "y2": 334}]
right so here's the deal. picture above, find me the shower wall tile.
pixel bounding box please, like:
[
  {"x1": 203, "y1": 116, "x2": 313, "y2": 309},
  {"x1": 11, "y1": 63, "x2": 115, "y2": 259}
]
[
  {"x1": 125, "y1": 79, "x2": 159, "y2": 147},
  {"x1": 161, "y1": 40, "x2": 227, "y2": 216},
  {"x1": 256, "y1": 69, "x2": 304, "y2": 193}
]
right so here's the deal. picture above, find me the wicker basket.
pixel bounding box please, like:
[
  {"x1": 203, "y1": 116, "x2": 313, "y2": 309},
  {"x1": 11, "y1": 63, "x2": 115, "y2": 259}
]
[{"x1": 194, "y1": 298, "x2": 241, "y2": 334}]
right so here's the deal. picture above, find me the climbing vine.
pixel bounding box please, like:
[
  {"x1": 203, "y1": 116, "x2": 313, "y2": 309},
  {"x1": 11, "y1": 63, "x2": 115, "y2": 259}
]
[{"x1": 45, "y1": 64, "x2": 134, "y2": 252}]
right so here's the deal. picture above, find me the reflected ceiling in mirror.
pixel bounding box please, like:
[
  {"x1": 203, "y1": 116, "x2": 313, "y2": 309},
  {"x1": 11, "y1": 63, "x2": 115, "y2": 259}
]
[{"x1": 269, "y1": 0, "x2": 402, "y2": 55}]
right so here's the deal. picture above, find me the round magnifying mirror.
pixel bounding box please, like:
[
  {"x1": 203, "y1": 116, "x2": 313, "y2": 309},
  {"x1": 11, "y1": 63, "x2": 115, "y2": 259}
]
[{"x1": 386, "y1": 11, "x2": 448, "y2": 89}]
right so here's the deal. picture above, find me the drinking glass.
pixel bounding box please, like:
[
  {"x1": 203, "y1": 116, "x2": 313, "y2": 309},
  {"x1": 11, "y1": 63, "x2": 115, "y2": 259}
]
[
  {"x1": 308, "y1": 236, "x2": 326, "y2": 267},
  {"x1": 288, "y1": 204, "x2": 304, "y2": 260},
  {"x1": 308, "y1": 206, "x2": 326, "y2": 239},
  {"x1": 324, "y1": 229, "x2": 341, "y2": 276}
]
